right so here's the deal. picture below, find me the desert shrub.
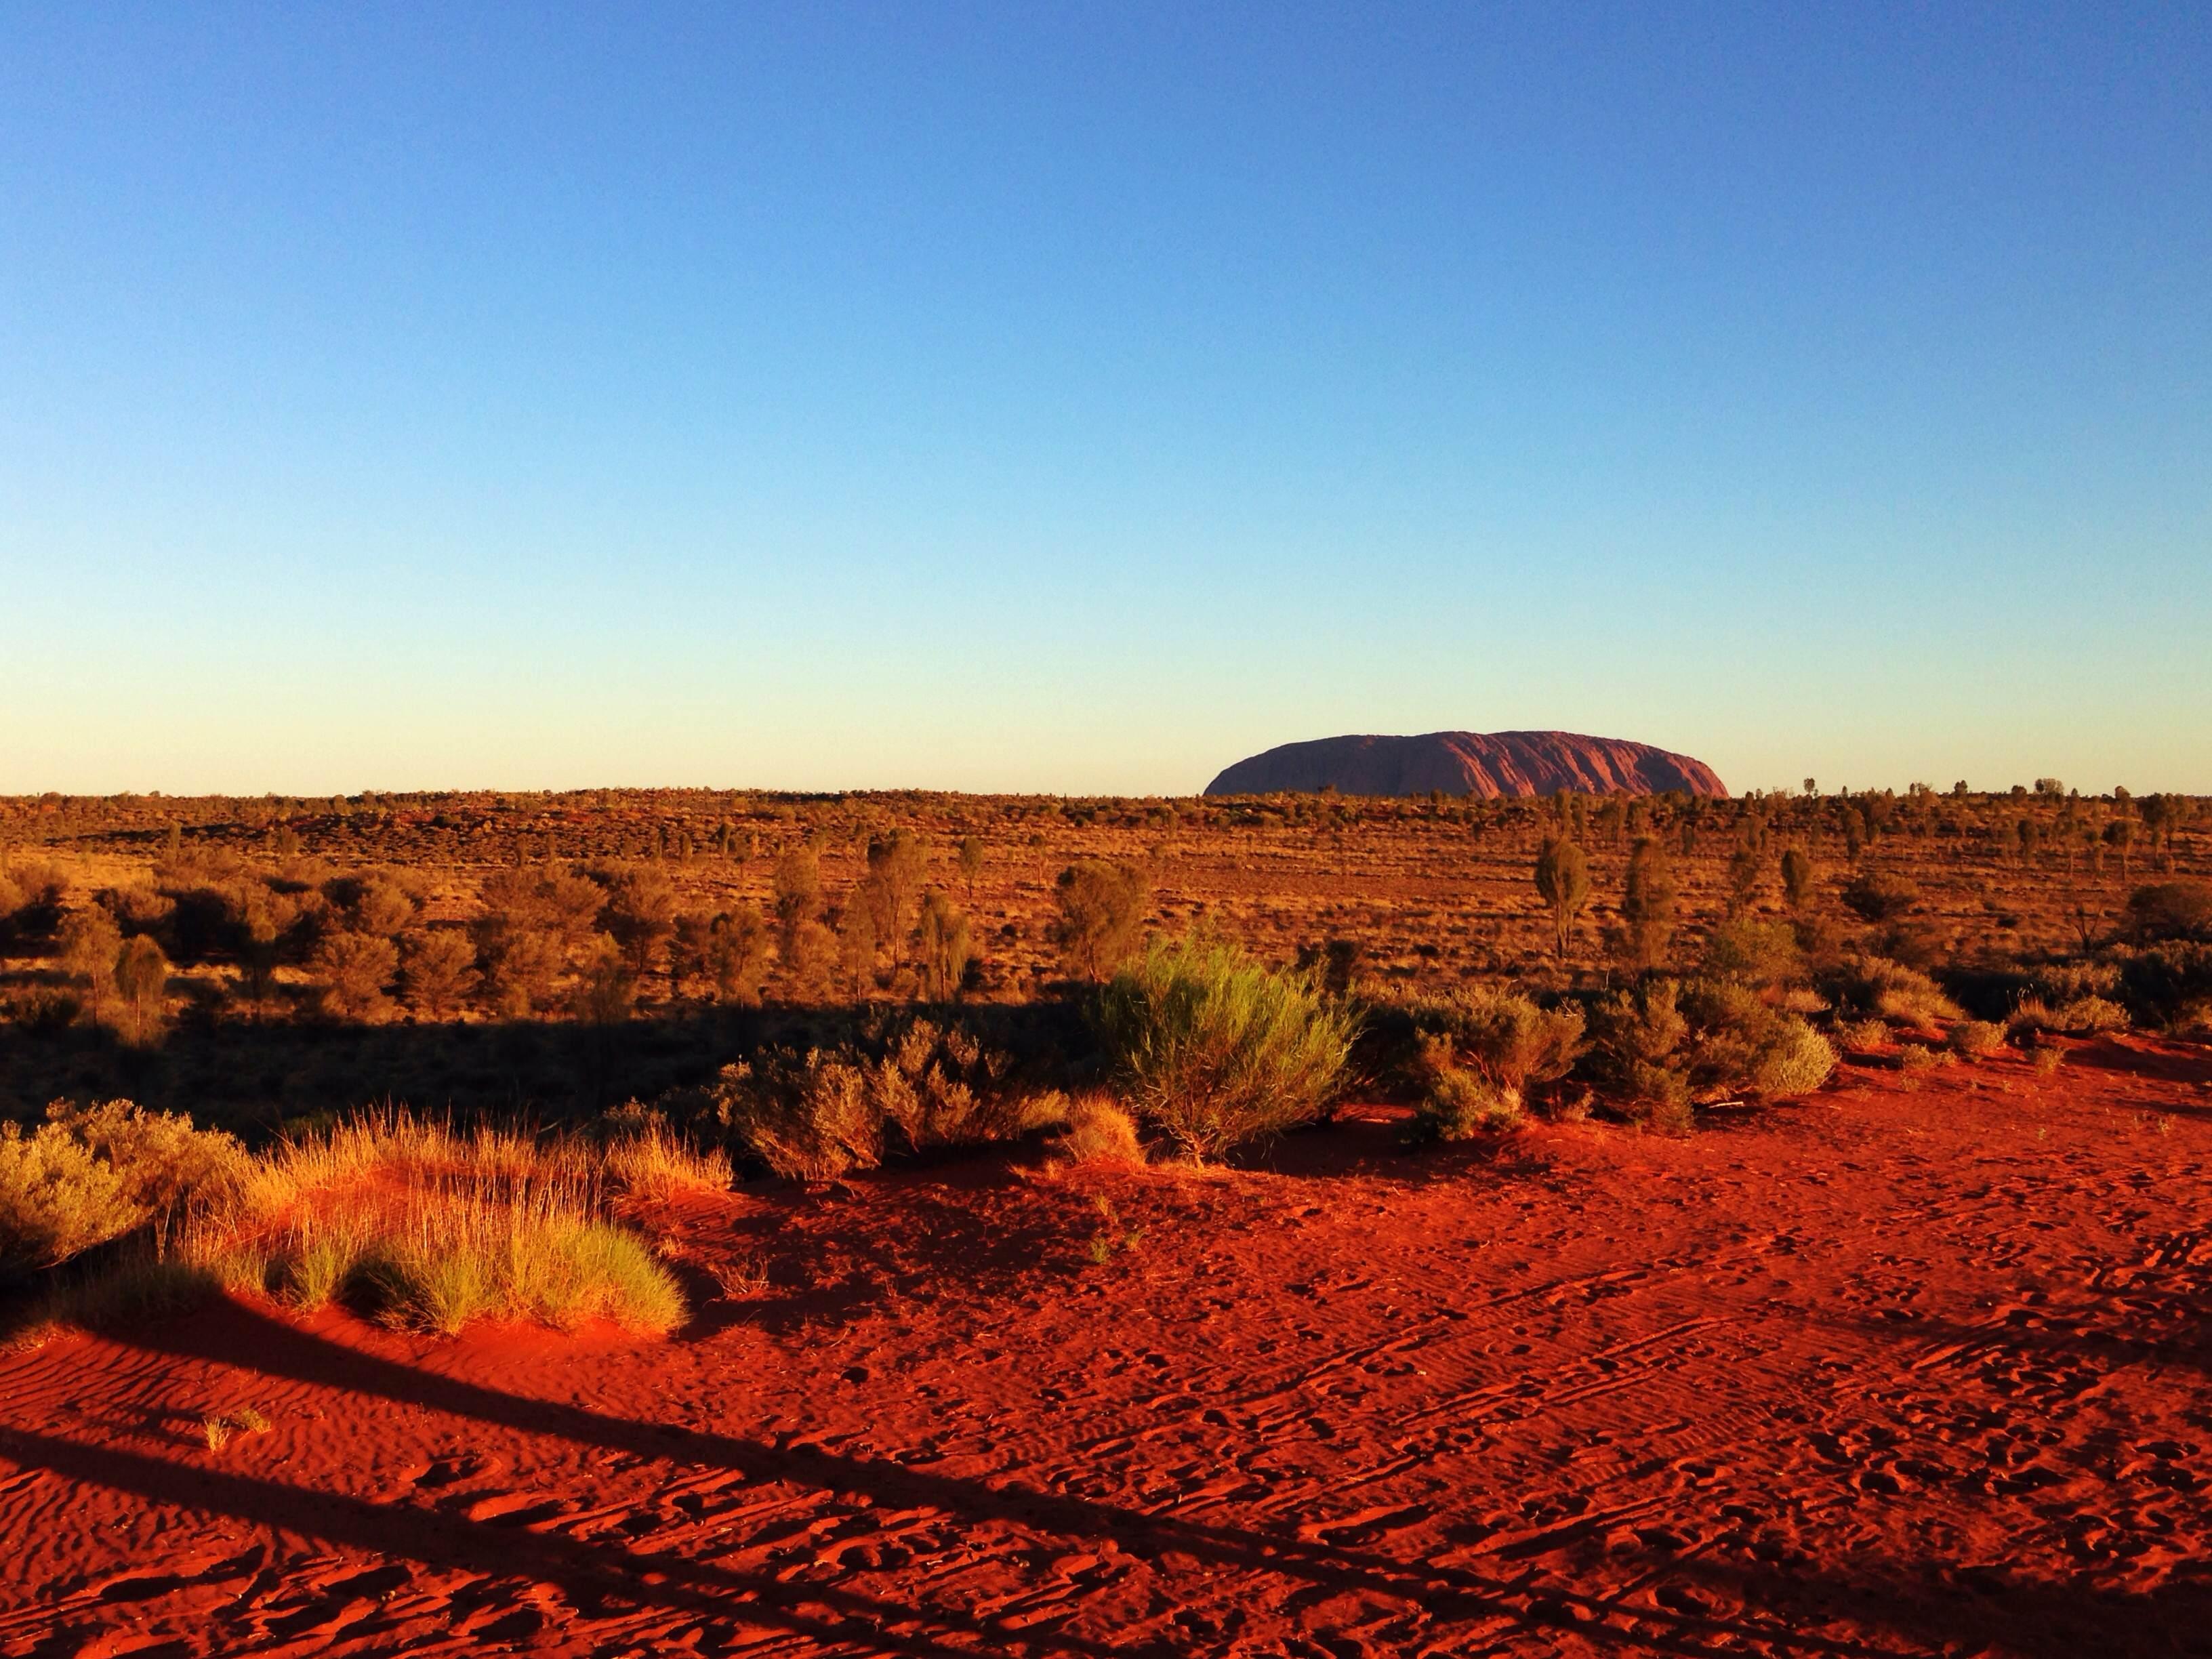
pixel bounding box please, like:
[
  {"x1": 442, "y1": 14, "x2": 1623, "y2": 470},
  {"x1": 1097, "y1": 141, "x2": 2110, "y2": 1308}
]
[
  {"x1": 703, "y1": 1015, "x2": 1042, "y2": 1179},
  {"x1": 312, "y1": 930, "x2": 400, "y2": 1021},
  {"x1": 2010, "y1": 994, "x2": 2128, "y2": 1038},
  {"x1": 1097, "y1": 932, "x2": 1357, "y2": 1161},
  {"x1": 2113, "y1": 943, "x2": 2212, "y2": 1031},
  {"x1": 1582, "y1": 979, "x2": 1690, "y2": 1117},
  {"x1": 1051, "y1": 859, "x2": 1149, "y2": 981},
  {"x1": 2126, "y1": 880, "x2": 2212, "y2": 943},
  {"x1": 1748, "y1": 1018, "x2": 1839, "y2": 1097},
  {"x1": 1700, "y1": 917, "x2": 1805, "y2": 989},
  {"x1": 1401, "y1": 987, "x2": 1584, "y2": 1140},
  {"x1": 1817, "y1": 956, "x2": 1961, "y2": 1028},
  {"x1": 2030, "y1": 961, "x2": 2121, "y2": 1002},
  {"x1": 1840, "y1": 871, "x2": 1919, "y2": 924},
  {"x1": 1582, "y1": 979, "x2": 1832, "y2": 1115},
  {"x1": 708, "y1": 1050, "x2": 882, "y2": 1181},
  {"x1": 1834, "y1": 1015, "x2": 1891, "y2": 1052},
  {"x1": 0, "y1": 1102, "x2": 241, "y2": 1278},
  {"x1": 1411, "y1": 1037, "x2": 1525, "y2": 1138},
  {"x1": 1061, "y1": 1093, "x2": 1145, "y2": 1166},
  {"x1": 0, "y1": 1125, "x2": 139, "y2": 1278},
  {"x1": 1948, "y1": 1019, "x2": 2006, "y2": 1059},
  {"x1": 1677, "y1": 981, "x2": 1836, "y2": 1099}
]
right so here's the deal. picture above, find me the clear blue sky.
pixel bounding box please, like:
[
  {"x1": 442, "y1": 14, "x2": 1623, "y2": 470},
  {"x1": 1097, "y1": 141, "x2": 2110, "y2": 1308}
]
[{"x1": 3, "y1": 3, "x2": 2206, "y2": 798}]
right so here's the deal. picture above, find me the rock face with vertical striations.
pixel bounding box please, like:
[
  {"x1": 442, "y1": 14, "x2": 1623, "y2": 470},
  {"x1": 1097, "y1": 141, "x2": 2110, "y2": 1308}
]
[{"x1": 1203, "y1": 731, "x2": 1727, "y2": 798}]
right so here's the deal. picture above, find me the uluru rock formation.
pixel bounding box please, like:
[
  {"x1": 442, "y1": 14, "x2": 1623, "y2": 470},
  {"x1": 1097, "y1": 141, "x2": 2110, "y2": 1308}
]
[{"x1": 1204, "y1": 730, "x2": 1726, "y2": 798}]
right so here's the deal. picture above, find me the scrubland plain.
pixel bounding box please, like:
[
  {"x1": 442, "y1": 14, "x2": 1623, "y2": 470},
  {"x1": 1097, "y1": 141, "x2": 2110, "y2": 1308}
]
[{"x1": 0, "y1": 781, "x2": 2207, "y2": 1656}]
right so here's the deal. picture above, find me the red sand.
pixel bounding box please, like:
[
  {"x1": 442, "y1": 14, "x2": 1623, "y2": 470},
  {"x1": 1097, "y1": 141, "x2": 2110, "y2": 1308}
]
[{"x1": 3, "y1": 1038, "x2": 2209, "y2": 1658}]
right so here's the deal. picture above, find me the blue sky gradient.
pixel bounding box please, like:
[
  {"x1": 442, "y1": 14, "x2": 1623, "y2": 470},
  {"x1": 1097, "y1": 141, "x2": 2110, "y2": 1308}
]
[{"x1": 3, "y1": 4, "x2": 2207, "y2": 796}]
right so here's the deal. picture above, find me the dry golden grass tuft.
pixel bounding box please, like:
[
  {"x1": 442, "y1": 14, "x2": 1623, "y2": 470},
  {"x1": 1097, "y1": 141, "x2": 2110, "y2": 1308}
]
[
  {"x1": 1060, "y1": 1093, "x2": 1145, "y2": 1167},
  {"x1": 8, "y1": 1109, "x2": 706, "y2": 1342}
]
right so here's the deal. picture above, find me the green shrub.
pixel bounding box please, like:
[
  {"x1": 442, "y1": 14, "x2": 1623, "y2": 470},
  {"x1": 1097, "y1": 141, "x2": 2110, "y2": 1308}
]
[
  {"x1": 0, "y1": 1102, "x2": 241, "y2": 1279},
  {"x1": 1818, "y1": 956, "x2": 1961, "y2": 1028},
  {"x1": 1582, "y1": 978, "x2": 1691, "y2": 1118},
  {"x1": 2127, "y1": 880, "x2": 2212, "y2": 943},
  {"x1": 705, "y1": 1016, "x2": 1041, "y2": 1179},
  {"x1": 710, "y1": 1050, "x2": 882, "y2": 1181},
  {"x1": 1678, "y1": 981, "x2": 1835, "y2": 1099},
  {"x1": 1749, "y1": 1019, "x2": 1839, "y2": 1097},
  {"x1": 0, "y1": 1125, "x2": 140, "y2": 1278},
  {"x1": 2011, "y1": 994, "x2": 2128, "y2": 1038},
  {"x1": 1948, "y1": 1019, "x2": 2006, "y2": 1059},
  {"x1": 1097, "y1": 933, "x2": 1358, "y2": 1161},
  {"x1": 1840, "y1": 871, "x2": 1918, "y2": 924},
  {"x1": 1401, "y1": 987, "x2": 1584, "y2": 1141},
  {"x1": 1582, "y1": 979, "x2": 1833, "y2": 1118},
  {"x1": 1700, "y1": 917, "x2": 1805, "y2": 989},
  {"x1": 2113, "y1": 943, "x2": 2212, "y2": 1029}
]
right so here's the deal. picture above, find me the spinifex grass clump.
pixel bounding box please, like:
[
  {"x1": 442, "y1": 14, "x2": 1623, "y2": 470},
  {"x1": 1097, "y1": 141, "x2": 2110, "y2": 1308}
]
[
  {"x1": 185, "y1": 1114, "x2": 697, "y2": 1334},
  {"x1": 1097, "y1": 931, "x2": 1358, "y2": 1161}
]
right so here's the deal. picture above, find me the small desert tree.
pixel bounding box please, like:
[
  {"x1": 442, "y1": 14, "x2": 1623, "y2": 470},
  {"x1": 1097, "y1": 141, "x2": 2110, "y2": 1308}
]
[
  {"x1": 57, "y1": 908, "x2": 123, "y2": 1025},
  {"x1": 314, "y1": 931, "x2": 400, "y2": 1021},
  {"x1": 1725, "y1": 838, "x2": 1761, "y2": 915},
  {"x1": 834, "y1": 893, "x2": 877, "y2": 1000},
  {"x1": 1051, "y1": 859, "x2": 1149, "y2": 981},
  {"x1": 958, "y1": 834, "x2": 985, "y2": 903},
  {"x1": 599, "y1": 864, "x2": 678, "y2": 976},
  {"x1": 708, "y1": 905, "x2": 772, "y2": 1004},
  {"x1": 1618, "y1": 836, "x2": 1678, "y2": 970},
  {"x1": 1532, "y1": 837, "x2": 1591, "y2": 961},
  {"x1": 402, "y1": 928, "x2": 478, "y2": 1017},
  {"x1": 916, "y1": 890, "x2": 974, "y2": 1002},
  {"x1": 772, "y1": 845, "x2": 823, "y2": 960},
  {"x1": 1780, "y1": 846, "x2": 1815, "y2": 913},
  {"x1": 863, "y1": 830, "x2": 928, "y2": 965},
  {"x1": 112, "y1": 935, "x2": 171, "y2": 1046},
  {"x1": 2104, "y1": 818, "x2": 2136, "y2": 880}
]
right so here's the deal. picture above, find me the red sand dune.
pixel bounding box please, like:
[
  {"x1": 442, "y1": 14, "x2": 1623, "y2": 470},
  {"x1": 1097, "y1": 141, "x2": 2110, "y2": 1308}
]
[
  {"x1": 2, "y1": 1037, "x2": 2208, "y2": 1657},
  {"x1": 1204, "y1": 731, "x2": 1727, "y2": 799}
]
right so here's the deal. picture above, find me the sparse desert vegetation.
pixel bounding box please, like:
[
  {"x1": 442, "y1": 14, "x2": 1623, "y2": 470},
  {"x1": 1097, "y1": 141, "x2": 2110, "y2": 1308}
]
[{"x1": 2, "y1": 783, "x2": 2209, "y2": 1656}]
